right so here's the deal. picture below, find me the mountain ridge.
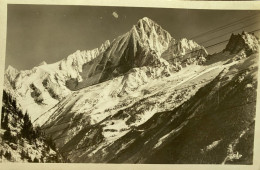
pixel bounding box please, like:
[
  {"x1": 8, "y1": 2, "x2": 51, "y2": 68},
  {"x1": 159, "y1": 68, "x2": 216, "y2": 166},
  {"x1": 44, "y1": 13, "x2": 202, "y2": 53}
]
[
  {"x1": 4, "y1": 17, "x2": 209, "y2": 122},
  {"x1": 2, "y1": 16, "x2": 259, "y2": 164}
]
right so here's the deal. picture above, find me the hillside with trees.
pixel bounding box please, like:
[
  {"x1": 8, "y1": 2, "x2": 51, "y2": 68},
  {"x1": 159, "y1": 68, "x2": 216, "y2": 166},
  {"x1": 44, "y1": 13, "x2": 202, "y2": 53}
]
[{"x1": 0, "y1": 90, "x2": 68, "y2": 162}]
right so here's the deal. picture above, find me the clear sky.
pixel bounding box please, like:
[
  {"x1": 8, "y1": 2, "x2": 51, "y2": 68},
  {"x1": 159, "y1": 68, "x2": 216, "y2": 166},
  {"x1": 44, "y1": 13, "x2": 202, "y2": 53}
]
[{"x1": 6, "y1": 4, "x2": 260, "y2": 70}]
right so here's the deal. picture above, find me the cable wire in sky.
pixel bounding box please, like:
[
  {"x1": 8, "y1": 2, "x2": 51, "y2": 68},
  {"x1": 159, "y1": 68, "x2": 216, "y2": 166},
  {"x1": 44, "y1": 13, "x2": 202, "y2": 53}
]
[{"x1": 191, "y1": 12, "x2": 260, "y2": 40}]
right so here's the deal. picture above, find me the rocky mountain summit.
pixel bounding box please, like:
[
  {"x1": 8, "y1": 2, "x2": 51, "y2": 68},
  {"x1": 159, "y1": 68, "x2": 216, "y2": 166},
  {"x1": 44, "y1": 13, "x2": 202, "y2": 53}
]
[{"x1": 224, "y1": 31, "x2": 259, "y2": 55}]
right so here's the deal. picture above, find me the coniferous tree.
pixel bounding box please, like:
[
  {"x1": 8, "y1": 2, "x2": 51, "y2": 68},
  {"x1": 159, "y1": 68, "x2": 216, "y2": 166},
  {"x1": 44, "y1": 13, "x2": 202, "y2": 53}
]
[
  {"x1": 3, "y1": 129, "x2": 11, "y2": 141},
  {"x1": 34, "y1": 126, "x2": 42, "y2": 139},
  {"x1": 4, "y1": 151, "x2": 12, "y2": 160},
  {"x1": 3, "y1": 129, "x2": 18, "y2": 144},
  {"x1": 21, "y1": 112, "x2": 34, "y2": 141},
  {"x1": 28, "y1": 157, "x2": 32, "y2": 162},
  {"x1": 25, "y1": 150, "x2": 31, "y2": 160},
  {"x1": 45, "y1": 136, "x2": 56, "y2": 151},
  {"x1": 1, "y1": 106, "x2": 5, "y2": 114},
  {"x1": 2, "y1": 114, "x2": 9, "y2": 130},
  {"x1": 2, "y1": 90, "x2": 9, "y2": 103},
  {"x1": 1, "y1": 114, "x2": 5, "y2": 129},
  {"x1": 33, "y1": 157, "x2": 39, "y2": 163},
  {"x1": 20, "y1": 150, "x2": 26, "y2": 160},
  {"x1": 11, "y1": 98, "x2": 17, "y2": 110},
  {"x1": 1, "y1": 107, "x2": 4, "y2": 123},
  {"x1": 40, "y1": 157, "x2": 44, "y2": 163},
  {"x1": 7, "y1": 92, "x2": 12, "y2": 104},
  {"x1": 17, "y1": 110, "x2": 23, "y2": 119},
  {"x1": 0, "y1": 150, "x2": 3, "y2": 158}
]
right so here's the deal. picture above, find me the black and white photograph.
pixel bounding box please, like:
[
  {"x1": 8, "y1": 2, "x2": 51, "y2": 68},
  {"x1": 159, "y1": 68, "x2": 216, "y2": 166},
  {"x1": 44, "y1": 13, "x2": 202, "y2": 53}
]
[{"x1": 0, "y1": 0, "x2": 259, "y2": 167}]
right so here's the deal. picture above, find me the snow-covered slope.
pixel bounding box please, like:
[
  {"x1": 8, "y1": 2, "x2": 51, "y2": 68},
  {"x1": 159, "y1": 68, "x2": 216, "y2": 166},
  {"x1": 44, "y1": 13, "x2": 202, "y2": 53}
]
[
  {"x1": 38, "y1": 29, "x2": 259, "y2": 163},
  {"x1": 107, "y1": 53, "x2": 258, "y2": 164},
  {"x1": 5, "y1": 65, "x2": 19, "y2": 84},
  {"x1": 4, "y1": 40, "x2": 110, "y2": 121},
  {"x1": 4, "y1": 17, "x2": 207, "y2": 122},
  {"x1": 40, "y1": 46, "x2": 258, "y2": 163},
  {"x1": 161, "y1": 38, "x2": 208, "y2": 65}
]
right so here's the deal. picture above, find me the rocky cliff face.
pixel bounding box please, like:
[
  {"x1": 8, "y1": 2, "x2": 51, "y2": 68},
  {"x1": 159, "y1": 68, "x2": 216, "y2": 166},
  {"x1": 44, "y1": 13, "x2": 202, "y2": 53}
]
[{"x1": 224, "y1": 32, "x2": 259, "y2": 56}]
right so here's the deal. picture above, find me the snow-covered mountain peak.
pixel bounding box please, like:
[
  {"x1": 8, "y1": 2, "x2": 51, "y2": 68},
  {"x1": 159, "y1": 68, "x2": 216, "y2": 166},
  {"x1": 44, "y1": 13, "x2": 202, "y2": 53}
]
[
  {"x1": 38, "y1": 61, "x2": 47, "y2": 66},
  {"x1": 63, "y1": 39, "x2": 110, "y2": 63},
  {"x1": 100, "y1": 40, "x2": 111, "y2": 51},
  {"x1": 240, "y1": 31, "x2": 259, "y2": 51},
  {"x1": 134, "y1": 17, "x2": 171, "y2": 39},
  {"x1": 161, "y1": 37, "x2": 208, "y2": 66},
  {"x1": 3, "y1": 39, "x2": 112, "y2": 121},
  {"x1": 138, "y1": 17, "x2": 152, "y2": 22},
  {"x1": 131, "y1": 17, "x2": 172, "y2": 56},
  {"x1": 179, "y1": 38, "x2": 201, "y2": 49},
  {"x1": 6, "y1": 65, "x2": 18, "y2": 74},
  {"x1": 136, "y1": 17, "x2": 157, "y2": 28},
  {"x1": 5, "y1": 65, "x2": 19, "y2": 83},
  {"x1": 59, "y1": 40, "x2": 110, "y2": 80},
  {"x1": 6, "y1": 65, "x2": 17, "y2": 72}
]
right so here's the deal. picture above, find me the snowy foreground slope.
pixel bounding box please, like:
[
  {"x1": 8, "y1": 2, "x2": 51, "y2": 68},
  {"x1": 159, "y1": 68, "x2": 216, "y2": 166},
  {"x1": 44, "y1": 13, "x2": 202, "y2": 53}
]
[{"x1": 2, "y1": 17, "x2": 260, "y2": 163}]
